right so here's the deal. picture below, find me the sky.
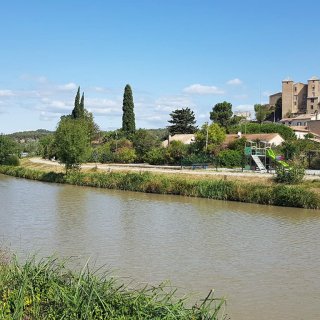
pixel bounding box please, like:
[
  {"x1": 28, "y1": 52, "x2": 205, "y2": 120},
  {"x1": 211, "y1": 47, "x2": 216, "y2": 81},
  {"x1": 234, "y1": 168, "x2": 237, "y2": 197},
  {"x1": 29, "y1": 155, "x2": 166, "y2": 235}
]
[{"x1": 1, "y1": 0, "x2": 320, "y2": 134}]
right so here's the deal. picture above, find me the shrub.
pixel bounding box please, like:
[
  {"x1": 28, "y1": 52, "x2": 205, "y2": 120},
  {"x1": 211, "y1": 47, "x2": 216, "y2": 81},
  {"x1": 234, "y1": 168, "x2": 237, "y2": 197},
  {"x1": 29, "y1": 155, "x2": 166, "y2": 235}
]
[
  {"x1": 114, "y1": 147, "x2": 136, "y2": 163},
  {"x1": 165, "y1": 140, "x2": 188, "y2": 165},
  {"x1": 217, "y1": 150, "x2": 243, "y2": 168},
  {"x1": 2, "y1": 155, "x2": 20, "y2": 166},
  {"x1": 275, "y1": 164, "x2": 305, "y2": 184},
  {"x1": 144, "y1": 147, "x2": 166, "y2": 165}
]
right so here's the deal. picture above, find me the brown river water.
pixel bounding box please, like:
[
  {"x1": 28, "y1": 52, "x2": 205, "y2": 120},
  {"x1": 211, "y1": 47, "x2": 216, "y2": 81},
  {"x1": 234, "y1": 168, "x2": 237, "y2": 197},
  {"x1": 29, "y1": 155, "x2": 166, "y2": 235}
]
[{"x1": 0, "y1": 174, "x2": 319, "y2": 319}]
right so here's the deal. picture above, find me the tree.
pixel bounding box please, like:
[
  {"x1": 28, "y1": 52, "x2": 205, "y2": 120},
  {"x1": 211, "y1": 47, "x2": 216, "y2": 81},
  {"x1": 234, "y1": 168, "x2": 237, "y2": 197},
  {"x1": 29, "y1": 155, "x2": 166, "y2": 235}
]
[
  {"x1": 72, "y1": 87, "x2": 82, "y2": 119},
  {"x1": 167, "y1": 107, "x2": 197, "y2": 135},
  {"x1": 122, "y1": 84, "x2": 136, "y2": 134},
  {"x1": 55, "y1": 117, "x2": 91, "y2": 171},
  {"x1": 70, "y1": 87, "x2": 99, "y2": 140},
  {"x1": 254, "y1": 104, "x2": 271, "y2": 123},
  {"x1": 132, "y1": 129, "x2": 161, "y2": 161},
  {"x1": 0, "y1": 135, "x2": 20, "y2": 164},
  {"x1": 210, "y1": 101, "x2": 233, "y2": 128},
  {"x1": 195, "y1": 123, "x2": 226, "y2": 154}
]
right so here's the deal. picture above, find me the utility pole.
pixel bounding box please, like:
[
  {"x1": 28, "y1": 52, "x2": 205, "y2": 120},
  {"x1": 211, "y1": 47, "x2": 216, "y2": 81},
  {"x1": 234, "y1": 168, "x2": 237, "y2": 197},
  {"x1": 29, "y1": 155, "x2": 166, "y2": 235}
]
[{"x1": 205, "y1": 122, "x2": 209, "y2": 151}]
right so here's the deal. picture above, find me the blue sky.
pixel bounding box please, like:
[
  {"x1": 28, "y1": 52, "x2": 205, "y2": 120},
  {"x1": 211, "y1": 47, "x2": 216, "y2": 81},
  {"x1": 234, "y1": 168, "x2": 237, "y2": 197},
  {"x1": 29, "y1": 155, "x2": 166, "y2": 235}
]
[{"x1": 1, "y1": 0, "x2": 320, "y2": 134}]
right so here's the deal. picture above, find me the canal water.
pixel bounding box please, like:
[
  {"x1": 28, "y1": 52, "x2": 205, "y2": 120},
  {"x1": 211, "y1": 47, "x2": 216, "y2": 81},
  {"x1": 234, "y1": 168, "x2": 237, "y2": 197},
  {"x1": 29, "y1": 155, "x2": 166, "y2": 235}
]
[{"x1": 0, "y1": 174, "x2": 319, "y2": 319}]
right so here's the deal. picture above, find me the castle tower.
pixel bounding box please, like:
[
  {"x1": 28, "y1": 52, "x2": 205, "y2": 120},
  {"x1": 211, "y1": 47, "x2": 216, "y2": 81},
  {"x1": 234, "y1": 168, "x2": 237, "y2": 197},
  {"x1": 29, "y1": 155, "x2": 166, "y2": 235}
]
[
  {"x1": 307, "y1": 76, "x2": 320, "y2": 114},
  {"x1": 282, "y1": 79, "x2": 293, "y2": 118}
]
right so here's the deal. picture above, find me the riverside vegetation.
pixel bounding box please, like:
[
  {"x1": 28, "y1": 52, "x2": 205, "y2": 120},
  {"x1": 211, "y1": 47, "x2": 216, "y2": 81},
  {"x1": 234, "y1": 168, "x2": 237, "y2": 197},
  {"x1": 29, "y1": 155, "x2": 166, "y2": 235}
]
[
  {"x1": 0, "y1": 252, "x2": 226, "y2": 319},
  {"x1": 0, "y1": 163, "x2": 319, "y2": 209}
]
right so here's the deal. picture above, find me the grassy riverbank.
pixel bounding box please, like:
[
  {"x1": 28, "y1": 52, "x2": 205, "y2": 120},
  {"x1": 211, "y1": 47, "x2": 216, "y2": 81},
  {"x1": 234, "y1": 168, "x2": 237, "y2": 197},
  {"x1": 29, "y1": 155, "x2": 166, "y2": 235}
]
[
  {"x1": 0, "y1": 254, "x2": 225, "y2": 319},
  {"x1": 0, "y1": 164, "x2": 320, "y2": 209}
]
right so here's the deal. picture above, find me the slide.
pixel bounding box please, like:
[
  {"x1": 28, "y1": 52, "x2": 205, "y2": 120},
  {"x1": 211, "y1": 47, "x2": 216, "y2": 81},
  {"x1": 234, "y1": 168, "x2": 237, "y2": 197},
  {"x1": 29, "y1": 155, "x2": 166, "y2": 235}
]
[{"x1": 266, "y1": 149, "x2": 290, "y2": 168}]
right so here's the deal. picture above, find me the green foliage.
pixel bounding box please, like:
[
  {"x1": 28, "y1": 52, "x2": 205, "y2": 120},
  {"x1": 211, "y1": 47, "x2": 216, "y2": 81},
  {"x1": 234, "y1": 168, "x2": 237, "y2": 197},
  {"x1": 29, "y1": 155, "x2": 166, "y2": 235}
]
[
  {"x1": 7, "y1": 129, "x2": 53, "y2": 142},
  {"x1": 275, "y1": 165, "x2": 305, "y2": 184},
  {"x1": 181, "y1": 153, "x2": 214, "y2": 166},
  {"x1": 114, "y1": 147, "x2": 136, "y2": 163},
  {"x1": 2, "y1": 154, "x2": 20, "y2": 166},
  {"x1": 195, "y1": 123, "x2": 226, "y2": 154},
  {"x1": 38, "y1": 134, "x2": 56, "y2": 159},
  {"x1": 165, "y1": 140, "x2": 188, "y2": 165},
  {"x1": 167, "y1": 107, "x2": 197, "y2": 134},
  {"x1": 254, "y1": 104, "x2": 271, "y2": 123},
  {"x1": 144, "y1": 147, "x2": 167, "y2": 165},
  {"x1": 55, "y1": 118, "x2": 92, "y2": 171},
  {"x1": 228, "y1": 123, "x2": 296, "y2": 141},
  {"x1": 122, "y1": 84, "x2": 136, "y2": 134},
  {"x1": 0, "y1": 135, "x2": 20, "y2": 164},
  {"x1": 0, "y1": 256, "x2": 225, "y2": 319},
  {"x1": 281, "y1": 141, "x2": 299, "y2": 160},
  {"x1": 227, "y1": 137, "x2": 247, "y2": 151},
  {"x1": 71, "y1": 87, "x2": 84, "y2": 119},
  {"x1": 210, "y1": 101, "x2": 233, "y2": 128},
  {"x1": 132, "y1": 129, "x2": 161, "y2": 161},
  {"x1": 217, "y1": 150, "x2": 243, "y2": 168}
]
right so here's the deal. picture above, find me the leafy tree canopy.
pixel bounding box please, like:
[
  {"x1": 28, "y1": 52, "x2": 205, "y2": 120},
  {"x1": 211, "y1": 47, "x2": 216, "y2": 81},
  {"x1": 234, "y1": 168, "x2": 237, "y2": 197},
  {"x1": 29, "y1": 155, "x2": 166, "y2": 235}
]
[
  {"x1": 0, "y1": 135, "x2": 20, "y2": 164},
  {"x1": 167, "y1": 107, "x2": 197, "y2": 135},
  {"x1": 195, "y1": 123, "x2": 226, "y2": 154},
  {"x1": 210, "y1": 101, "x2": 233, "y2": 128},
  {"x1": 54, "y1": 117, "x2": 92, "y2": 171},
  {"x1": 132, "y1": 129, "x2": 161, "y2": 160},
  {"x1": 254, "y1": 104, "x2": 271, "y2": 123}
]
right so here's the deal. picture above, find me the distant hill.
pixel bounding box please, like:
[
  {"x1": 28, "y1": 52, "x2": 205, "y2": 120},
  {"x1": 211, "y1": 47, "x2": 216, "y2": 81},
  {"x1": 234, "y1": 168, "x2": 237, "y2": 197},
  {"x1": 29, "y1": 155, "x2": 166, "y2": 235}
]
[{"x1": 7, "y1": 129, "x2": 54, "y2": 142}]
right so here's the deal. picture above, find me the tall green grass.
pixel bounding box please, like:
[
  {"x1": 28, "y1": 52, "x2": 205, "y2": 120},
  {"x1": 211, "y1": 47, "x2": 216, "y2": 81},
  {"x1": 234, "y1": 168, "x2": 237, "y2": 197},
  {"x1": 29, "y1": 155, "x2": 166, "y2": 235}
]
[
  {"x1": 0, "y1": 165, "x2": 319, "y2": 209},
  {"x1": 0, "y1": 255, "x2": 226, "y2": 319}
]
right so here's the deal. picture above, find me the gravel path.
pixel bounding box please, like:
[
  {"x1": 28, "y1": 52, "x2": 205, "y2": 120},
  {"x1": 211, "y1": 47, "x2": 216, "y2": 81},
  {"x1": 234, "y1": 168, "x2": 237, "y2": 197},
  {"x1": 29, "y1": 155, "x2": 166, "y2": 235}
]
[{"x1": 29, "y1": 157, "x2": 320, "y2": 180}]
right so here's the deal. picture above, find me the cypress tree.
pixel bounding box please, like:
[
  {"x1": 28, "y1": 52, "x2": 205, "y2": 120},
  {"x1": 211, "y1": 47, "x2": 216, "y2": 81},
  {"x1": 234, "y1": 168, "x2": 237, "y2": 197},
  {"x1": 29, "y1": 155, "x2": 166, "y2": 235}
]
[
  {"x1": 72, "y1": 87, "x2": 81, "y2": 119},
  {"x1": 79, "y1": 92, "x2": 85, "y2": 118},
  {"x1": 122, "y1": 84, "x2": 136, "y2": 134}
]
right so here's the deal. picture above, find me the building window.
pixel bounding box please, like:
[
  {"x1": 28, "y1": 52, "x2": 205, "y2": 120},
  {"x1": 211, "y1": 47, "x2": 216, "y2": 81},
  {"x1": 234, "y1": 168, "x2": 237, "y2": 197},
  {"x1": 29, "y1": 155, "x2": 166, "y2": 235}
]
[
  {"x1": 294, "y1": 101, "x2": 296, "y2": 105},
  {"x1": 311, "y1": 98, "x2": 315, "y2": 103},
  {"x1": 311, "y1": 105, "x2": 314, "y2": 109},
  {"x1": 297, "y1": 122, "x2": 301, "y2": 126},
  {"x1": 304, "y1": 122, "x2": 307, "y2": 126},
  {"x1": 294, "y1": 87, "x2": 297, "y2": 92}
]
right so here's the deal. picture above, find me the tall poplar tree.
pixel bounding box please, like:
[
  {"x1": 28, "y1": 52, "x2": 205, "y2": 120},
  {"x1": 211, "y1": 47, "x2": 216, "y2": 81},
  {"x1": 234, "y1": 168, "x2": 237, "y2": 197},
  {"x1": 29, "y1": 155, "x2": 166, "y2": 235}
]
[{"x1": 122, "y1": 84, "x2": 136, "y2": 134}]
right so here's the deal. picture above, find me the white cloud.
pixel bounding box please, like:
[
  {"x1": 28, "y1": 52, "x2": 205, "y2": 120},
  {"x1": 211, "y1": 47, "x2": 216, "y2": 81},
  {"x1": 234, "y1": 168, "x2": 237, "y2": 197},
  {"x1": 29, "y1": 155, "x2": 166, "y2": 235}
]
[
  {"x1": 183, "y1": 84, "x2": 224, "y2": 95},
  {"x1": 0, "y1": 90, "x2": 14, "y2": 97},
  {"x1": 155, "y1": 95, "x2": 195, "y2": 112},
  {"x1": 58, "y1": 82, "x2": 77, "y2": 91},
  {"x1": 227, "y1": 78, "x2": 243, "y2": 85}
]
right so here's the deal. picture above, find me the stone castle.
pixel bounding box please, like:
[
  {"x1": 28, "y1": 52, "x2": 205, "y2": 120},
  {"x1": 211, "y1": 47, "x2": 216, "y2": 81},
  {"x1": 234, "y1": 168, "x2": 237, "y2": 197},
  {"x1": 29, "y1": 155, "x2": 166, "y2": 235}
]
[{"x1": 269, "y1": 76, "x2": 320, "y2": 119}]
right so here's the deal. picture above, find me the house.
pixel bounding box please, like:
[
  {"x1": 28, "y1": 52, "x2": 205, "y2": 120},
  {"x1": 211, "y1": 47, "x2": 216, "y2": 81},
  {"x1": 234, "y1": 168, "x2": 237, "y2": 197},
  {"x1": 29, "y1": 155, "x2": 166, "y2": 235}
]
[
  {"x1": 162, "y1": 134, "x2": 195, "y2": 147},
  {"x1": 279, "y1": 114, "x2": 317, "y2": 126},
  {"x1": 290, "y1": 126, "x2": 310, "y2": 139},
  {"x1": 224, "y1": 133, "x2": 284, "y2": 147},
  {"x1": 162, "y1": 133, "x2": 285, "y2": 148}
]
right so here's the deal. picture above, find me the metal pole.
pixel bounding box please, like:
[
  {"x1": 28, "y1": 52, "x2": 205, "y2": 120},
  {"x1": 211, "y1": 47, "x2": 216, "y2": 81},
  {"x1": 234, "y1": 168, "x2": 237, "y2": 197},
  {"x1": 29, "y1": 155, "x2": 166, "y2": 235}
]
[{"x1": 205, "y1": 122, "x2": 209, "y2": 151}]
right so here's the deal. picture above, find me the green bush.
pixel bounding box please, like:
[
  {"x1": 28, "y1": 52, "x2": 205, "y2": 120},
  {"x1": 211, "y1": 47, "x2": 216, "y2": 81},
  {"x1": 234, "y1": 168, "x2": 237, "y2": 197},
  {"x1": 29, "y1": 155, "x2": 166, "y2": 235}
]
[
  {"x1": 275, "y1": 165, "x2": 305, "y2": 184},
  {"x1": 114, "y1": 147, "x2": 136, "y2": 163},
  {"x1": 2, "y1": 155, "x2": 20, "y2": 166},
  {"x1": 144, "y1": 147, "x2": 167, "y2": 165},
  {"x1": 217, "y1": 150, "x2": 243, "y2": 168}
]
